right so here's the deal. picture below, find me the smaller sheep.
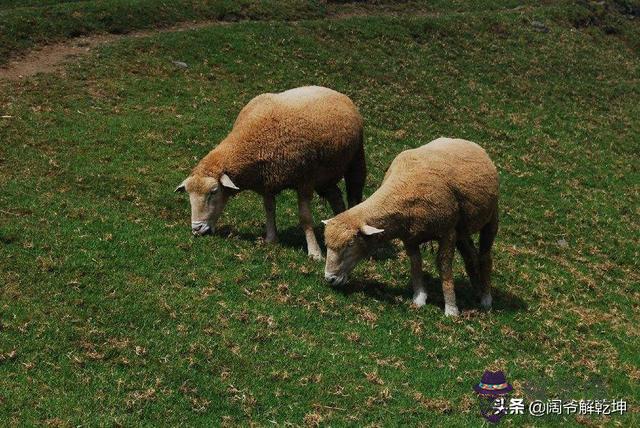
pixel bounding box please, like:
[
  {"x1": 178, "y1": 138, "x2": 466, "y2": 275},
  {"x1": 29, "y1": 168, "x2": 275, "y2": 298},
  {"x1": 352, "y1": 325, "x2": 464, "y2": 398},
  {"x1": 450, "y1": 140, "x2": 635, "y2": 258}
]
[
  {"x1": 323, "y1": 137, "x2": 499, "y2": 316},
  {"x1": 175, "y1": 86, "x2": 366, "y2": 260}
]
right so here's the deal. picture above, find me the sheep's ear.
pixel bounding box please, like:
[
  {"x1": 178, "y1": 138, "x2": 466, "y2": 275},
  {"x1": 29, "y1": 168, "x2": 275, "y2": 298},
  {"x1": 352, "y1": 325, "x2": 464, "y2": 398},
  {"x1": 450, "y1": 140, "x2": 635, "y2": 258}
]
[
  {"x1": 360, "y1": 224, "x2": 384, "y2": 235},
  {"x1": 321, "y1": 219, "x2": 333, "y2": 225},
  {"x1": 220, "y1": 173, "x2": 239, "y2": 190},
  {"x1": 175, "y1": 179, "x2": 187, "y2": 193}
]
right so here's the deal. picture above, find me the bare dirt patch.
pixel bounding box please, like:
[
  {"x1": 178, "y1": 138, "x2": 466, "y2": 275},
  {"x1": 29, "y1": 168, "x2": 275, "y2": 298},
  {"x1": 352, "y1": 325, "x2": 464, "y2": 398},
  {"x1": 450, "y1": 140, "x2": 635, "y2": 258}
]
[
  {"x1": 0, "y1": 34, "x2": 114, "y2": 80},
  {"x1": 0, "y1": 20, "x2": 222, "y2": 80}
]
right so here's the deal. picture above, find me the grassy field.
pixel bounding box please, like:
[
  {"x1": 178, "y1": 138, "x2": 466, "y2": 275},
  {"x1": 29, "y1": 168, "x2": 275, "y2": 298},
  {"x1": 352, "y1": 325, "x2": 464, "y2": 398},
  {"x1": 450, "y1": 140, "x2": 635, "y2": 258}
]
[
  {"x1": 0, "y1": 0, "x2": 327, "y2": 64},
  {"x1": 7, "y1": 0, "x2": 634, "y2": 65},
  {"x1": 1, "y1": 1, "x2": 639, "y2": 426}
]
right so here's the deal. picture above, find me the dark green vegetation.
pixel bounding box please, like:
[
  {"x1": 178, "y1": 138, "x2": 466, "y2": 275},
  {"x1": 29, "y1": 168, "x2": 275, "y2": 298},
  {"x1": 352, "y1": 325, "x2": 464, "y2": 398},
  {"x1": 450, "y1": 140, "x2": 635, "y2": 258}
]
[
  {"x1": 5, "y1": 0, "x2": 638, "y2": 66},
  {"x1": 0, "y1": 0, "x2": 326, "y2": 64},
  {"x1": 1, "y1": 1, "x2": 639, "y2": 426}
]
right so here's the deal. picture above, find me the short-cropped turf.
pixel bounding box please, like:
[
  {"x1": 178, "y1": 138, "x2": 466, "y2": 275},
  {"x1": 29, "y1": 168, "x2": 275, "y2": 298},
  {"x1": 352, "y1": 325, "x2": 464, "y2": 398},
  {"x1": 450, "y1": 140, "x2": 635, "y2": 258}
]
[{"x1": 1, "y1": 1, "x2": 638, "y2": 425}]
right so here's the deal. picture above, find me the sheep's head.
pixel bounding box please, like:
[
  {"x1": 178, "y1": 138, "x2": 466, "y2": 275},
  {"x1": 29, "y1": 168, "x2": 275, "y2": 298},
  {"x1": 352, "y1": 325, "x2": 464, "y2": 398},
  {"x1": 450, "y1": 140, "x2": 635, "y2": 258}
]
[
  {"x1": 175, "y1": 173, "x2": 239, "y2": 236},
  {"x1": 322, "y1": 217, "x2": 384, "y2": 286}
]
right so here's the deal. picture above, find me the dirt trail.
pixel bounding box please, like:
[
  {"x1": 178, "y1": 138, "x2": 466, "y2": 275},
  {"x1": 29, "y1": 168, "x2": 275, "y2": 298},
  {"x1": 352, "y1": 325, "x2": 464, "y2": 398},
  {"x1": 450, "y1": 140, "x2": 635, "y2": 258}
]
[
  {"x1": 0, "y1": 20, "x2": 224, "y2": 80},
  {"x1": 0, "y1": 6, "x2": 533, "y2": 81},
  {"x1": 0, "y1": 9, "x2": 442, "y2": 81}
]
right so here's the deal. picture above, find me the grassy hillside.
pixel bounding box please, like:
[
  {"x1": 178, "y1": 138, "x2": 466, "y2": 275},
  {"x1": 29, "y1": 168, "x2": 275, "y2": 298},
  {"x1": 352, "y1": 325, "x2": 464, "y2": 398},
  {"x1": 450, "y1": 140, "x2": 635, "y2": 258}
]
[
  {"x1": 0, "y1": 0, "x2": 327, "y2": 64},
  {"x1": 1, "y1": 1, "x2": 639, "y2": 426},
  {"x1": 6, "y1": 0, "x2": 636, "y2": 65}
]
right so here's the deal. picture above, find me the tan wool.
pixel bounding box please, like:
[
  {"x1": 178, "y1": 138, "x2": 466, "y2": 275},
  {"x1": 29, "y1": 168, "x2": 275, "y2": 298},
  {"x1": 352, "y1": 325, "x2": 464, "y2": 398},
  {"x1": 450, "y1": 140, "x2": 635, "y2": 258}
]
[
  {"x1": 178, "y1": 86, "x2": 366, "y2": 260},
  {"x1": 192, "y1": 86, "x2": 364, "y2": 197},
  {"x1": 324, "y1": 137, "x2": 499, "y2": 316}
]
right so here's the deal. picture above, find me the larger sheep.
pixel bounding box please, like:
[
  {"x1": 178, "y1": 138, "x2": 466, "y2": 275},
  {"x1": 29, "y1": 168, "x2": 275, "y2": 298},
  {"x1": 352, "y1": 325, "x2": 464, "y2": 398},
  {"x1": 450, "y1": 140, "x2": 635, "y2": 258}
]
[
  {"x1": 175, "y1": 86, "x2": 366, "y2": 260},
  {"x1": 323, "y1": 137, "x2": 499, "y2": 316}
]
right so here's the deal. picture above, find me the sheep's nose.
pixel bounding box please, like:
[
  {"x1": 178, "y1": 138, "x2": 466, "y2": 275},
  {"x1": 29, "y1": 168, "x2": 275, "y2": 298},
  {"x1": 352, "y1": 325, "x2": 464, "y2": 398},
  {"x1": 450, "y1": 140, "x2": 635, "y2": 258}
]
[
  {"x1": 325, "y1": 273, "x2": 341, "y2": 285},
  {"x1": 191, "y1": 223, "x2": 211, "y2": 236}
]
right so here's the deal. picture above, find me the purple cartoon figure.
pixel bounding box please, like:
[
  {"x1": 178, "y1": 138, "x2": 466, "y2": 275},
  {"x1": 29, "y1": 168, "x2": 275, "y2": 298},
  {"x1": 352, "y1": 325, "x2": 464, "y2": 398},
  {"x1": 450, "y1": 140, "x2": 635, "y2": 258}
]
[{"x1": 474, "y1": 371, "x2": 513, "y2": 423}]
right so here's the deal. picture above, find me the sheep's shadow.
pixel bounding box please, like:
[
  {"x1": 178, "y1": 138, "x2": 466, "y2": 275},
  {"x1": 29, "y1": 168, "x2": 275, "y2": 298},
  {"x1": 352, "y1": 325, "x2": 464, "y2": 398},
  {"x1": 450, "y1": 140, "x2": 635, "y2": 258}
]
[
  {"x1": 219, "y1": 224, "x2": 399, "y2": 261},
  {"x1": 332, "y1": 278, "x2": 410, "y2": 305},
  {"x1": 215, "y1": 224, "x2": 313, "y2": 249},
  {"x1": 333, "y1": 272, "x2": 527, "y2": 313},
  {"x1": 214, "y1": 224, "x2": 526, "y2": 313}
]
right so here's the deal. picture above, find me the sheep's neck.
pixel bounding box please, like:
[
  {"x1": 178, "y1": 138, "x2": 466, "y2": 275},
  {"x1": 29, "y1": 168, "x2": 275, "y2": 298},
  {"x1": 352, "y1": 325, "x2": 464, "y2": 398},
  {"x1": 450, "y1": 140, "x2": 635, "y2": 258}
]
[
  {"x1": 194, "y1": 134, "x2": 242, "y2": 177},
  {"x1": 351, "y1": 186, "x2": 408, "y2": 241}
]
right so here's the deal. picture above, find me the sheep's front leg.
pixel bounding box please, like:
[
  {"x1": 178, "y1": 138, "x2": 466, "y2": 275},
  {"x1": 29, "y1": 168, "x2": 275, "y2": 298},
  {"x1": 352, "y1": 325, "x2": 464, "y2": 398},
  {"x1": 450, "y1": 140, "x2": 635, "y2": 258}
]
[
  {"x1": 406, "y1": 243, "x2": 427, "y2": 307},
  {"x1": 438, "y1": 231, "x2": 459, "y2": 317},
  {"x1": 297, "y1": 191, "x2": 323, "y2": 261},
  {"x1": 263, "y1": 193, "x2": 277, "y2": 243}
]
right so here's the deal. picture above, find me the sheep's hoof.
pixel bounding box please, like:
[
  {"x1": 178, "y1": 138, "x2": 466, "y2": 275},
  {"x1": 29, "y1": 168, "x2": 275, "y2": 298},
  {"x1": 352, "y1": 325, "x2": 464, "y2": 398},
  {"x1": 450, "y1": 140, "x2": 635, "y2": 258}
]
[
  {"x1": 412, "y1": 291, "x2": 427, "y2": 307},
  {"x1": 264, "y1": 236, "x2": 278, "y2": 244},
  {"x1": 481, "y1": 293, "x2": 493, "y2": 310},
  {"x1": 308, "y1": 252, "x2": 324, "y2": 261},
  {"x1": 444, "y1": 305, "x2": 460, "y2": 317}
]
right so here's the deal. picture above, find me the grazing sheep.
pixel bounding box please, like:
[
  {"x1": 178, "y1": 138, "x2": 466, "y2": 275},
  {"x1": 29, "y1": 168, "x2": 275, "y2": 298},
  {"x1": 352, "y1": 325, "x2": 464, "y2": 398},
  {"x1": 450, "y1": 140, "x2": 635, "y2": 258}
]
[
  {"x1": 175, "y1": 86, "x2": 366, "y2": 260},
  {"x1": 323, "y1": 137, "x2": 499, "y2": 316}
]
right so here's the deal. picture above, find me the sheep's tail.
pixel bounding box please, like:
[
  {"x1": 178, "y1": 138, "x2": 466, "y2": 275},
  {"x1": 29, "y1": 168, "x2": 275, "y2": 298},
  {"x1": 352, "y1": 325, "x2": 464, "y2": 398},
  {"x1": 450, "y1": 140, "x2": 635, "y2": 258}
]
[{"x1": 344, "y1": 131, "x2": 366, "y2": 208}]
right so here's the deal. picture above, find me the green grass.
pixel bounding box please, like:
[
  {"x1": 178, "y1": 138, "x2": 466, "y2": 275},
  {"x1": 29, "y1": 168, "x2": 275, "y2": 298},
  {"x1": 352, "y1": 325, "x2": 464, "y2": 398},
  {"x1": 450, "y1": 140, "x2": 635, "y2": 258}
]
[
  {"x1": 0, "y1": 0, "x2": 327, "y2": 64},
  {"x1": 7, "y1": 0, "x2": 633, "y2": 66},
  {"x1": 1, "y1": 1, "x2": 639, "y2": 426}
]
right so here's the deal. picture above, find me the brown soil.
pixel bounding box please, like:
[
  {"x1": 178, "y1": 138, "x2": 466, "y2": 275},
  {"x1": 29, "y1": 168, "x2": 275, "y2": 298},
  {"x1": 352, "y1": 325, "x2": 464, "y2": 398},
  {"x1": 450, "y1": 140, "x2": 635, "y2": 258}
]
[{"x1": 0, "y1": 20, "x2": 223, "y2": 80}]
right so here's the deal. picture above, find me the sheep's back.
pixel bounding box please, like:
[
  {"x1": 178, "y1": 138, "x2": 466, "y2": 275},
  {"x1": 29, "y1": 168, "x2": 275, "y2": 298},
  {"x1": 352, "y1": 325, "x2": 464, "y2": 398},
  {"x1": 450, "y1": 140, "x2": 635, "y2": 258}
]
[
  {"x1": 225, "y1": 87, "x2": 363, "y2": 192},
  {"x1": 390, "y1": 138, "x2": 499, "y2": 234}
]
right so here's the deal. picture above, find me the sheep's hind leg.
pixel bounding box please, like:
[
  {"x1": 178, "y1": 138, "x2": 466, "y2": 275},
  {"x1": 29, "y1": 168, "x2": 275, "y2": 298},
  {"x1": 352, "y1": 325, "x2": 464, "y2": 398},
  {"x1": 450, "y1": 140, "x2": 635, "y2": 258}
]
[
  {"x1": 316, "y1": 184, "x2": 346, "y2": 215},
  {"x1": 438, "y1": 231, "x2": 459, "y2": 317},
  {"x1": 406, "y1": 243, "x2": 427, "y2": 307},
  {"x1": 263, "y1": 193, "x2": 277, "y2": 243},
  {"x1": 456, "y1": 235, "x2": 482, "y2": 298},
  {"x1": 478, "y1": 214, "x2": 499, "y2": 310},
  {"x1": 297, "y1": 190, "x2": 323, "y2": 261}
]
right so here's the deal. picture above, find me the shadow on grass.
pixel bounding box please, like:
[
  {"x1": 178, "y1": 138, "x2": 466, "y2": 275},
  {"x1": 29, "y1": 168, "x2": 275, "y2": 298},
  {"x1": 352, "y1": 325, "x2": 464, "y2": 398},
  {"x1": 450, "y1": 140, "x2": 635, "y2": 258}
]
[
  {"x1": 333, "y1": 272, "x2": 527, "y2": 313},
  {"x1": 332, "y1": 278, "x2": 410, "y2": 305},
  {"x1": 213, "y1": 224, "x2": 311, "y2": 250},
  {"x1": 218, "y1": 224, "x2": 399, "y2": 261},
  {"x1": 214, "y1": 224, "x2": 526, "y2": 313}
]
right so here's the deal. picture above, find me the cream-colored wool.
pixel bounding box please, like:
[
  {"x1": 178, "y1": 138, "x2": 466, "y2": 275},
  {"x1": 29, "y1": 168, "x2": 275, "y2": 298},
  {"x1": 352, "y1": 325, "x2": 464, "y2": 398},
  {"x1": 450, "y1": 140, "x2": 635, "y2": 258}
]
[
  {"x1": 324, "y1": 137, "x2": 499, "y2": 316},
  {"x1": 176, "y1": 86, "x2": 366, "y2": 260}
]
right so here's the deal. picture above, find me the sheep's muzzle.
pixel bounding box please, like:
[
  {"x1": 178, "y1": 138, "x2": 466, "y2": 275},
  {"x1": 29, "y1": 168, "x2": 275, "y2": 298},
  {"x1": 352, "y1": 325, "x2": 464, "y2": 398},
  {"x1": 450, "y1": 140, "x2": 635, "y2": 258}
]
[
  {"x1": 324, "y1": 272, "x2": 347, "y2": 286},
  {"x1": 191, "y1": 221, "x2": 212, "y2": 236}
]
